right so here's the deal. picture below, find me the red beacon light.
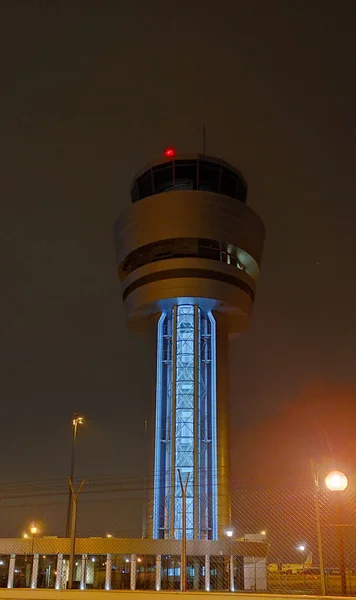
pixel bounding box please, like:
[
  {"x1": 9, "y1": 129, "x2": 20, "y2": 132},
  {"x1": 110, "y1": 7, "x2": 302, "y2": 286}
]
[{"x1": 163, "y1": 147, "x2": 175, "y2": 158}]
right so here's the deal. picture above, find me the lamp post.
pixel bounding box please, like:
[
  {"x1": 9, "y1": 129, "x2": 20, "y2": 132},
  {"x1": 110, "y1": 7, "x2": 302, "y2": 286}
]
[
  {"x1": 68, "y1": 478, "x2": 84, "y2": 590},
  {"x1": 21, "y1": 526, "x2": 38, "y2": 588},
  {"x1": 311, "y1": 463, "x2": 327, "y2": 595},
  {"x1": 30, "y1": 526, "x2": 38, "y2": 555},
  {"x1": 225, "y1": 528, "x2": 234, "y2": 592},
  {"x1": 23, "y1": 532, "x2": 30, "y2": 568},
  {"x1": 66, "y1": 413, "x2": 84, "y2": 537},
  {"x1": 325, "y1": 470, "x2": 348, "y2": 596}
]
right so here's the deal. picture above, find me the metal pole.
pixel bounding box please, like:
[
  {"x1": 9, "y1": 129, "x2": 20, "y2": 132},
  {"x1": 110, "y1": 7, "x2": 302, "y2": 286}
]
[
  {"x1": 336, "y1": 498, "x2": 347, "y2": 595},
  {"x1": 311, "y1": 461, "x2": 327, "y2": 596},
  {"x1": 68, "y1": 478, "x2": 84, "y2": 590},
  {"x1": 314, "y1": 485, "x2": 327, "y2": 595},
  {"x1": 66, "y1": 415, "x2": 78, "y2": 537},
  {"x1": 178, "y1": 469, "x2": 190, "y2": 592},
  {"x1": 68, "y1": 492, "x2": 76, "y2": 589}
]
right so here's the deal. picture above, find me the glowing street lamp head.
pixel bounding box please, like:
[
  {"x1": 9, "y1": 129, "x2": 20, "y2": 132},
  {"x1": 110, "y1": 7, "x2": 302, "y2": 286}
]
[
  {"x1": 325, "y1": 470, "x2": 348, "y2": 492},
  {"x1": 72, "y1": 414, "x2": 84, "y2": 426},
  {"x1": 260, "y1": 530, "x2": 266, "y2": 536},
  {"x1": 30, "y1": 526, "x2": 38, "y2": 535},
  {"x1": 225, "y1": 527, "x2": 234, "y2": 538},
  {"x1": 297, "y1": 544, "x2": 306, "y2": 552},
  {"x1": 23, "y1": 533, "x2": 29, "y2": 539}
]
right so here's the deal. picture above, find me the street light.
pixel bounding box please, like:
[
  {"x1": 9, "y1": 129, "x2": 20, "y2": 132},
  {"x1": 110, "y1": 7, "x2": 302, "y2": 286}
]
[
  {"x1": 225, "y1": 527, "x2": 234, "y2": 538},
  {"x1": 225, "y1": 528, "x2": 234, "y2": 591},
  {"x1": 66, "y1": 413, "x2": 84, "y2": 537},
  {"x1": 325, "y1": 470, "x2": 348, "y2": 596},
  {"x1": 325, "y1": 471, "x2": 348, "y2": 492}
]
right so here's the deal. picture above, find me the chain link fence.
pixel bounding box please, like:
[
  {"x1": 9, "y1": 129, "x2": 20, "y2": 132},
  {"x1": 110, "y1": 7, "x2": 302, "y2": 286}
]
[{"x1": 0, "y1": 478, "x2": 355, "y2": 594}]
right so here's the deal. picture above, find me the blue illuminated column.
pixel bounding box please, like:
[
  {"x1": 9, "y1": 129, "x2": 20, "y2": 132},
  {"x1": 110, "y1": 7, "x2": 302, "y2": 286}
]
[{"x1": 153, "y1": 304, "x2": 217, "y2": 540}]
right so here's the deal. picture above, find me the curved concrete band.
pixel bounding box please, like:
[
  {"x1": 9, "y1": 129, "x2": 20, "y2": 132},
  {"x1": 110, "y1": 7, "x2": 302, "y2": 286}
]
[{"x1": 114, "y1": 190, "x2": 264, "y2": 336}]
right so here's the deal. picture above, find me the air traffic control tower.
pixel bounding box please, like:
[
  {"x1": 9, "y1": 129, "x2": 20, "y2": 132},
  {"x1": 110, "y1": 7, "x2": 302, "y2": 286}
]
[{"x1": 114, "y1": 150, "x2": 265, "y2": 542}]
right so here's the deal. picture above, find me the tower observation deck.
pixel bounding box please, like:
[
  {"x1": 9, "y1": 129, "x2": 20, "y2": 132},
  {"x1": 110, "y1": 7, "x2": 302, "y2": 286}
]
[{"x1": 114, "y1": 152, "x2": 265, "y2": 541}]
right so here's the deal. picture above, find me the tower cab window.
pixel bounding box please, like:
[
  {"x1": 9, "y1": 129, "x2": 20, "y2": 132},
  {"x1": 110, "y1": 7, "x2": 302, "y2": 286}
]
[{"x1": 131, "y1": 159, "x2": 247, "y2": 203}]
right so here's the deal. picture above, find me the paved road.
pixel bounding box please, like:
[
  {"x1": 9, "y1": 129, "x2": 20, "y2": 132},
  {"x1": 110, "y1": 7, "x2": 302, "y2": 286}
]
[{"x1": 268, "y1": 573, "x2": 356, "y2": 595}]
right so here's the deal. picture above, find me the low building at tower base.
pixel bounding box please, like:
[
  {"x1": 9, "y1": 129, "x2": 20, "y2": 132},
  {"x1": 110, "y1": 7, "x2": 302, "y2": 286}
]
[{"x1": 0, "y1": 536, "x2": 268, "y2": 591}]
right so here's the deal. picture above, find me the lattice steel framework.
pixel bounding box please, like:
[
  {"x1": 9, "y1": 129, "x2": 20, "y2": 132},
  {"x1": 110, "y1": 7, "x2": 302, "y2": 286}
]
[{"x1": 153, "y1": 304, "x2": 217, "y2": 540}]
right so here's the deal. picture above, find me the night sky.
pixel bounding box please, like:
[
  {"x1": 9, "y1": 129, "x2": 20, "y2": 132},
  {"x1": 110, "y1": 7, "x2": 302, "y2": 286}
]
[{"x1": 1, "y1": 0, "x2": 356, "y2": 517}]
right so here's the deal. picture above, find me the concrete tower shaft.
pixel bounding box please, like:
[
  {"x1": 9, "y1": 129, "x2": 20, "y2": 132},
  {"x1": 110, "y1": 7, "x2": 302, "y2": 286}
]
[{"x1": 114, "y1": 154, "x2": 265, "y2": 540}]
